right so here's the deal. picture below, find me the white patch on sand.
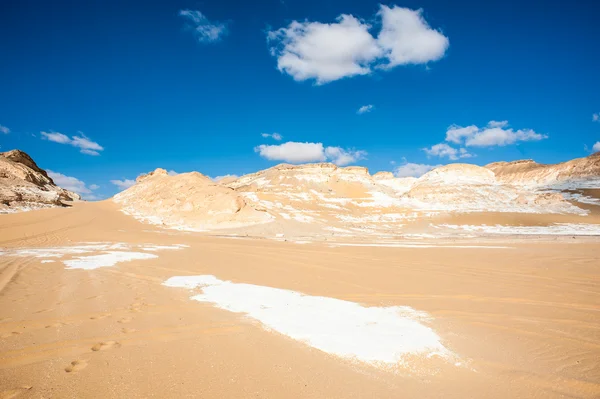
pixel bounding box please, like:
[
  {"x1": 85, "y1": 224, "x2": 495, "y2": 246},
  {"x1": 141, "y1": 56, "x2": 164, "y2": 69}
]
[
  {"x1": 329, "y1": 243, "x2": 511, "y2": 249},
  {"x1": 139, "y1": 244, "x2": 189, "y2": 251},
  {"x1": 163, "y1": 275, "x2": 455, "y2": 367},
  {"x1": 1, "y1": 242, "x2": 188, "y2": 270},
  {"x1": 440, "y1": 223, "x2": 600, "y2": 236},
  {"x1": 63, "y1": 251, "x2": 158, "y2": 270}
]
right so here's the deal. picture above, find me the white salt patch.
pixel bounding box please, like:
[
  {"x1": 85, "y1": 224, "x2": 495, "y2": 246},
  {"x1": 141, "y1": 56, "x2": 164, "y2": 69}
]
[
  {"x1": 163, "y1": 275, "x2": 454, "y2": 366},
  {"x1": 140, "y1": 244, "x2": 189, "y2": 251},
  {"x1": 41, "y1": 260, "x2": 55, "y2": 263},
  {"x1": 440, "y1": 223, "x2": 600, "y2": 236},
  {"x1": 64, "y1": 251, "x2": 158, "y2": 270},
  {"x1": 355, "y1": 191, "x2": 402, "y2": 208},
  {"x1": 329, "y1": 243, "x2": 511, "y2": 249},
  {"x1": 278, "y1": 212, "x2": 292, "y2": 220},
  {"x1": 293, "y1": 214, "x2": 314, "y2": 223}
]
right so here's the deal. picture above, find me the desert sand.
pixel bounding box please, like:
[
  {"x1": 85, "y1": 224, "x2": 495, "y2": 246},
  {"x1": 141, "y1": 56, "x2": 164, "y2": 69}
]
[{"x1": 1, "y1": 200, "x2": 599, "y2": 398}]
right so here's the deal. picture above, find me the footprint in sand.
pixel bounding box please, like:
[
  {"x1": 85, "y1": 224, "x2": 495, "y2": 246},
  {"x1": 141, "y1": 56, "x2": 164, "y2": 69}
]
[
  {"x1": 89, "y1": 313, "x2": 111, "y2": 320},
  {"x1": 45, "y1": 322, "x2": 69, "y2": 328},
  {"x1": 117, "y1": 317, "x2": 132, "y2": 324},
  {"x1": 91, "y1": 341, "x2": 121, "y2": 352},
  {"x1": 129, "y1": 303, "x2": 144, "y2": 312},
  {"x1": 1, "y1": 332, "x2": 21, "y2": 339},
  {"x1": 121, "y1": 328, "x2": 136, "y2": 334},
  {"x1": 0, "y1": 386, "x2": 32, "y2": 398},
  {"x1": 64, "y1": 360, "x2": 87, "y2": 373}
]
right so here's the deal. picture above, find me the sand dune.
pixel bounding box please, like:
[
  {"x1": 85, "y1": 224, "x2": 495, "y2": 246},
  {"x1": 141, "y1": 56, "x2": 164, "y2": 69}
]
[{"x1": 1, "y1": 201, "x2": 599, "y2": 398}]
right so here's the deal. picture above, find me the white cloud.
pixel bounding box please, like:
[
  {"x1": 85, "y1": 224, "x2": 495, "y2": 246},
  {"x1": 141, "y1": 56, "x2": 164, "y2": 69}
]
[
  {"x1": 267, "y1": 5, "x2": 448, "y2": 84},
  {"x1": 47, "y1": 170, "x2": 99, "y2": 200},
  {"x1": 255, "y1": 142, "x2": 326, "y2": 163},
  {"x1": 261, "y1": 132, "x2": 283, "y2": 141},
  {"x1": 41, "y1": 131, "x2": 104, "y2": 155},
  {"x1": 212, "y1": 174, "x2": 239, "y2": 182},
  {"x1": 267, "y1": 15, "x2": 380, "y2": 84},
  {"x1": 41, "y1": 131, "x2": 70, "y2": 144},
  {"x1": 179, "y1": 9, "x2": 227, "y2": 43},
  {"x1": 255, "y1": 141, "x2": 367, "y2": 165},
  {"x1": 445, "y1": 125, "x2": 478, "y2": 144},
  {"x1": 487, "y1": 120, "x2": 509, "y2": 128},
  {"x1": 376, "y1": 6, "x2": 449, "y2": 68},
  {"x1": 593, "y1": 142, "x2": 600, "y2": 152},
  {"x1": 0, "y1": 124, "x2": 10, "y2": 134},
  {"x1": 444, "y1": 121, "x2": 547, "y2": 147},
  {"x1": 324, "y1": 146, "x2": 367, "y2": 166},
  {"x1": 110, "y1": 179, "x2": 136, "y2": 190},
  {"x1": 394, "y1": 162, "x2": 441, "y2": 178},
  {"x1": 423, "y1": 143, "x2": 472, "y2": 160},
  {"x1": 357, "y1": 105, "x2": 374, "y2": 114},
  {"x1": 593, "y1": 113, "x2": 599, "y2": 122}
]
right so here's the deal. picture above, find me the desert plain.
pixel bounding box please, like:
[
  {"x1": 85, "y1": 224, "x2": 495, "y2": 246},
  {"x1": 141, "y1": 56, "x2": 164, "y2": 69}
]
[{"x1": 1, "y1": 199, "x2": 599, "y2": 398}]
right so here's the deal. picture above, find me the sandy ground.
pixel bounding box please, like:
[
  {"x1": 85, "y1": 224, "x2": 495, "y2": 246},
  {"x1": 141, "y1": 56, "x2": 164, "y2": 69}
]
[{"x1": 0, "y1": 201, "x2": 599, "y2": 398}]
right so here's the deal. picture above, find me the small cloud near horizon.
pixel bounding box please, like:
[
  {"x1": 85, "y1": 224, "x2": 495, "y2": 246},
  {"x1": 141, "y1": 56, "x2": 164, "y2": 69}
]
[
  {"x1": 110, "y1": 179, "x2": 136, "y2": 190},
  {"x1": 47, "y1": 170, "x2": 100, "y2": 200},
  {"x1": 393, "y1": 162, "x2": 442, "y2": 178},
  {"x1": 212, "y1": 174, "x2": 239, "y2": 182},
  {"x1": 41, "y1": 131, "x2": 104, "y2": 156},
  {"x1": 0, "y1": 124, "x2": 10, "y2": 134},
  {"x1": 255, "y1": 141, "x2": 367, "y2": 166},
  {"x1": 261, "y1": 132, "x2": 283, "y2": 141}
]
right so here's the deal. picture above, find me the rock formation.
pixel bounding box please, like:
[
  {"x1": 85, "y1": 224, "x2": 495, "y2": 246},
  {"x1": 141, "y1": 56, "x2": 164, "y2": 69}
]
[
  {"x1": 0, "y1": 150, "x2": 80, "y2": 213},
  {"x1": 486, "y1": 152, "x2": 600, "y2": 188},
  {"x1": 114, "y1": 161, "x2": 590, "y2": 235},
  {"x1": 113, "y1": 168, "x2": 273, "y2": 230}
]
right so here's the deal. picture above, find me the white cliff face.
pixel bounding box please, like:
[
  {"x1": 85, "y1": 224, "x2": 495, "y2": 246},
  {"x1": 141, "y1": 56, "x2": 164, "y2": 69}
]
[
  {"x1": 486, "y1": 152, "x2": 600, "y2": 189},
  {"x1": 0, "y1": 150, "x2": 80, "y2": 213},
  {"x1": 113, "y1": 168, "x2": 273, "y2": 231},
  {"x1": 402, "y1": 164, "x2": 584, "y2": 214},
  {"x1": 113, "y1": 160, "x2": 598, "y2": 237}
]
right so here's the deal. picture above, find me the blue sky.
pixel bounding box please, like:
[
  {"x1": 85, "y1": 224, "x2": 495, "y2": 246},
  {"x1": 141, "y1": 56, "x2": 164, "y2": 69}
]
[{"x1": 1, "y1": 0, "x2": 599, "y2": 199}]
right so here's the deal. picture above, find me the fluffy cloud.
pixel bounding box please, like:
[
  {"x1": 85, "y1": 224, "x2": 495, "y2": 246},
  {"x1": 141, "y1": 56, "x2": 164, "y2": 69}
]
[
  {"x1": 179, "y1": 10, "x2": 227, "y2": 43},
  {"x1": 394, "y1": 162, "x2": 441, "y2": 178},
  {"x1": 255, "y1": 142, "x2": 326, "y2": 163},
  {"x1": 593, "y1": 142, "x2": 600, "y2": 152},
  {"x1": 377, "y1": 6, "x2": 449, "y2": 68},
  {"x1": 593, "y1": 113, "x2": 599, "y2": 122},
  {"x1": 357, "y1": 105, "x2": 374, "y2": 114},
  {"x1": 423, "y1": 143, "x2": 472, "y2": 160},
  {"x1": 445, "y1": 125, "x2": 479, "y2": 144},
  {"x1": 261, "y1": 132, "x2": 283, "y2": 141},
  {"x1": 41, "y1": 131, "x2": 104, "y2": 156},
  {"x1": 444, "y1": 121, "x2": 547, "y2": 148},
  {"x1": 324, "y1": 147, "x2": 367, "y2": 166},
  {"x1": 47, "y1": 170, "x2": 99, "y2": 200},
  {"x1": 255, "y1": 141, "x2": 367, "y2": 165},
  {"x1": 110, "y1": 179, "x2": 136, "y2": 190},
  {"x1": 0, "y1": 124, "x2": 10, "y2": 134},
  {"x1": 267, "y1": 5, "x2": 449, "y2": 84}
]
